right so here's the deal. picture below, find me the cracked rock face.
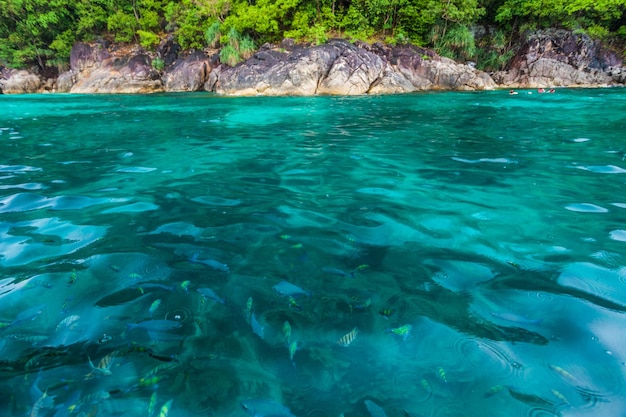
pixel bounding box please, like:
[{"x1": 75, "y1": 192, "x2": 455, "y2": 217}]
[
  {"x1": 315, "y1": 42, "x2": 386, "y2": 95},
  {"x1": 11, "y1": 30, "x2": 623, "y2": 95},
  {"x1": 214, "y1": 39, "x2": 496, "y2": 96},
  {"x1": 163, "y1": 51, "x2": 214, "y2": 92},
  {"x1": 214, "y1": 42, "x2": 342, "y2": 95},
  {"x1": 56, "y1": 40, "x2": 494, "y2": 96},
  {"x1": 59, "y1": 43, "x2": 164, "y2": 94},
  {"x1": 494, "y1": 30, "x2": 624, "y2": 88},
  {"x1": 0, "y1": 69, "x2": 42, "y2": 94}
]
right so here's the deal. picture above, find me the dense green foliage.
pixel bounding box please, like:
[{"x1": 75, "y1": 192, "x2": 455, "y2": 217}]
[{"x1": 1, "y1": 0, "x2": 625, "y2": 72}]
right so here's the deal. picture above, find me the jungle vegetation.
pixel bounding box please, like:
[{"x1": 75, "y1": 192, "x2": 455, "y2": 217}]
[{"x1": 0, "y1": 0, "x2": 625, "y2": 72}]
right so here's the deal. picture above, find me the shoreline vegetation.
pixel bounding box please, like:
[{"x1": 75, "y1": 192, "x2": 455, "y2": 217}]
[{"x1": 1, "y1": 0, "x2": 625, "y2": 95}]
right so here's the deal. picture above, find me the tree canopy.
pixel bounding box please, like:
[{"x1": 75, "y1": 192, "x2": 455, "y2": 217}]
[{"x1": 1, "y1": 0, "x2": 625, "y2": 72}]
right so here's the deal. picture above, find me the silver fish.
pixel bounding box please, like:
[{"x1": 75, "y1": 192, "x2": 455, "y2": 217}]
[
  {"x1": 272, "y1": 280, "x2": 310, "y2": 297},
  {"x1": 29, "y1": 372, "x2": 54, "y2": 417},
  {"x1": 190, "y1": 253, "x2": 229, "y2": 273},
  {"x1": 364, "y1": 400, "x2": 388, "y2": 417},
  {"x1": 10, "y1": 304, "x2": 47, "y2": 327},
  {"x1": 251, "y1": 313, "x2": 264, "y2": 339},
  {"x1": 197, "y1": 287, "x2": 225, "y2": 304},
  {"x1": 29, "y1": 391, "x2": 54, "y2": 417},
  {"x1": 30, "y1": 371, "x2": 47, "y2": 402},
  {"x1": 321, "y1": 267, "x2": 355, "y2": 278},
  {"x1": 56, "y1": 315, "x2": 80, "y2": 331},
  {"x1": 86, "y1": 351, "x2": 116, "y2": 377},
  {"x1": 127, "y1": 320, "x2": 182, "y2": 332}
]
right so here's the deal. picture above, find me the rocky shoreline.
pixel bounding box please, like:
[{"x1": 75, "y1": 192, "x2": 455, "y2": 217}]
[{"x1": 1, "y1": 30, "x2": 624, "y2": 95}]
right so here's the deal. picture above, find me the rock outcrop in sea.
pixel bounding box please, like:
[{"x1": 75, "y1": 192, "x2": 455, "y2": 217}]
[
  {"x1": 494, "y1": 29, "x2": 625, "y2": 88},
  {"x1": 1, "y1": 30, "x2": 624, "y2": 95},
  {"x1": 0, "y1": 68, "x2": 44, "y2": 94},
  {"x1": 162, "y1": 50, "x2": 216, "y2": 92},
  {"x1": 214, "y1": 39, "x2": 495, "y2": 95},
  {"x1": 57, "y1": 43, "x2": 163, "y2": 93},
  {"x1": 53, "y1": 39, "x2": 494, "y2": 95}
]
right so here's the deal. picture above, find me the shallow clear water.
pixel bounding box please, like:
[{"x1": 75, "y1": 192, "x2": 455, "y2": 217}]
[{"x1": 1, "y1": 89, "x2": 626, "y2": 417}]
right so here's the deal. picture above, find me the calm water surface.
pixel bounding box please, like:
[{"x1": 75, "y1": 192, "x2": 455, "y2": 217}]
[{"x1": 1, "y1": 90, "x2": 625, "y2": 417}]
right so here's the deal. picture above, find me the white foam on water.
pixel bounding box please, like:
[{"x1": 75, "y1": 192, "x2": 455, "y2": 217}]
[
  {"x1": 0, "y1": 183, "x2": 46, "y2": 190},
  {"x1": 101, "y1": 202, "x2": 159, "y2": 213},
  {"x1": 575, "y1": 165, "x2": 626, "y2": 174},
  {"x1": 58, "y1": 161, "x2": 92, "y2": 165},
  {"x1": 149, "y1": 222, "x2": 204, "y2": 237},
  {"x1": 0, "y1": 165, "x2": 42, "y2": 172},
  {"x1": 564, "y1": 203, "x2": 609, "y2": 213},
  {"x1": 356, "y1": 187, "x2": 405, "y2": 199},
  {"x1": 451, "y1": 157, "x2": 517, "y2": 164},
  {"x1": 609, "y1": 230, "x2": 626, "y2": 242},
  {"x1": 115, "y1": 166, "x2": 157, "y2": 173},
  {"x1": 0, "y1": 217, "x2": 107, "y2": 267},
  {"x1": 191, "y1": 196, "x2": 242, "y2": 206}
]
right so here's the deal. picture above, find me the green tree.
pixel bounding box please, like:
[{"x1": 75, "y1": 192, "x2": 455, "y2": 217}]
[
  {"x1": 224, "y1": 0, "x2": 301, "y2": 42},
  {"x1": 166, "y1": 0, "x2": 230, "y2": 49},
  {"x1": 0, "y1": 0, "x2": 624, "y2": 71},
  {"x1": 0, "y1": 0, "x2": 78, "y2": 70},
  {"x1": 75, "y1": 0, "x2": 113, "y2": 39},
  {"x1": 349, "y1": 0, "x2": 410, "y2": 36},
  {"x1": 424, "y1": 0, "x2": 484, "y2": 59},
  {"x1": 494, "y1": 0, "x2": 626, "y2": 33}
]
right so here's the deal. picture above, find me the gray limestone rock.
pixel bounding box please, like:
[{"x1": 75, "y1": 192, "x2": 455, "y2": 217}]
[
  {"x1": 495, "y1": 30, "x2": 624, "y2": 88},
  {"x1": 214, "y1": 39, "x2": 495, "y2": 96},
  {"x1": 70, "y1": 48, "x2": 163, "y2": 94},
  {"x1": 0, "y1": 69, "x2": 42, "y2": 94},
  {"x1": 163, "y1": 51, "x2": 213, "y2": 92},
  {"x1": 56, "y1": 71, "x2": 77, "y2": 92}
]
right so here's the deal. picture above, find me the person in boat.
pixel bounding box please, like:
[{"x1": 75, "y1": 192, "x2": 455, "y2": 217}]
[{"x1": 509, "y1": 89, "x2": 518, "y2": 95}]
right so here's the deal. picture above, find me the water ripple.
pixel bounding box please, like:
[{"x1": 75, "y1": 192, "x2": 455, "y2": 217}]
[
  {"x1": 101, "y1": 202, "x2": 159, "y2": 213},
  {"x1": 191, "y1": 196, "x2": 242, "y2": 206},
  {"x1": 527, "y1": 407, "x2": 559, "y2": 417},
  {"x1": 0, "y1": 217, "x2": 107, "y2": 267},
  {"x1": 564, "y1": 203, "x2": 608, "y2": 213},
  {"x1": 575, "y1": 165, "x2": 626, "y2": 173},
  {"x1": 558, "y1": 262, "x2": 626, "y2": 309},
  {"x1": 0, "y1": 193, "x2": 123, "y2": 213},
  {"x1": 609, "y1": 230, "x2": 626, "y2": 242},
  {"x1": 452, "y1": 157, "x2": 517, "y2": 164},
  {"x1": 2, "y1": 92, "x2": 626, "y2": 417},
  {"x1": 115, "y1": 166, "x2": 157, "y2": 173},
  {"x1": 0, "y1": 183, "x2": 46, "y2": 190},
  {"x1": 0, "y1": 165, "x2": 41, "y2": 173},
  {"x1": 453, "y1": 337, "x2": 518, "y2": 378}
]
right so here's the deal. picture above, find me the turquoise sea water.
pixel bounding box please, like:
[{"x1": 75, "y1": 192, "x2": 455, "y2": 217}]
[{"x1": 1, "y1": 89, "x2": 626, "y2": 417}]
